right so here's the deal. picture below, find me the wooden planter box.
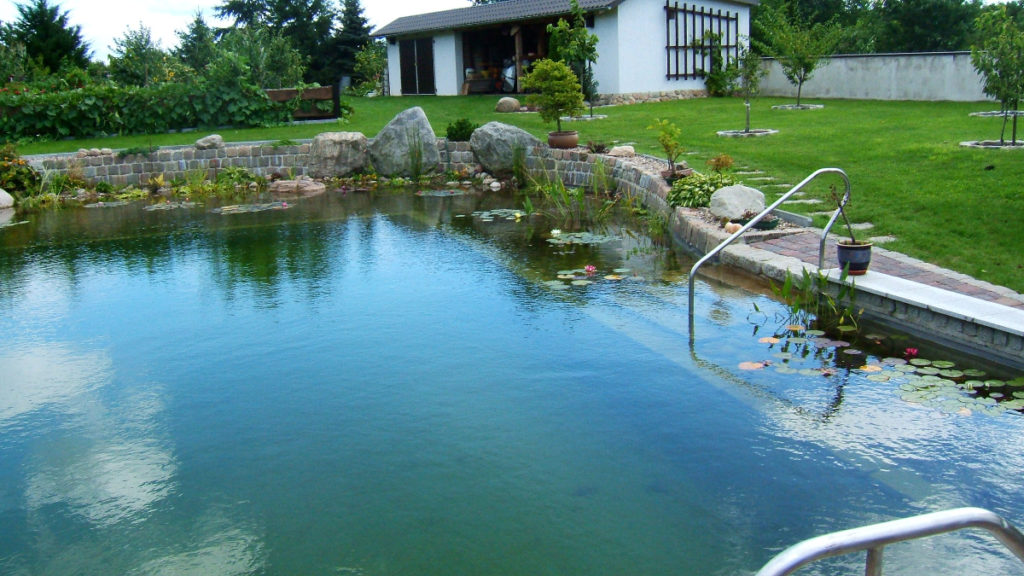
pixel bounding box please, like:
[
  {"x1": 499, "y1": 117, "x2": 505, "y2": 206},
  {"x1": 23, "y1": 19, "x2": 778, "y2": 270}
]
[{"x1": 265, "y1": 86, "x2": 340, "y2": 120}]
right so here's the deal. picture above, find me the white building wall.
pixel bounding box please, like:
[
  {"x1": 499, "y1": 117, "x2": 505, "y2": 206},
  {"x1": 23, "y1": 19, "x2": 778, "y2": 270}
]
[
  {"x1": 610, "y1": 0, "x2": 751, "y2": 94},
  {"x1": 592, "y1": 11, "x2": 620, "y2": 94},
  {"x1": 386, "y1": 41, "x2": 403, "y2": 95},
  {"x1": 433, "y1": 33, "x2": 462, "y2": 96}
]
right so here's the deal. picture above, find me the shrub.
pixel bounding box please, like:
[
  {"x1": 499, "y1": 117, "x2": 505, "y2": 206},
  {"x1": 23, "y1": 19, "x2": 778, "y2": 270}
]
[
  {"x1": 706, "y1": 154, "x2": 734, "y2": 172},
  {"x1": 0, "y1": 144, "x2": 40, "y2": 198},
  {"x1": 446, "y1": 118, "x2": 479, "y2": 142},
  {"x1": 667, "y1": 171, "x2": 737, "y2": 208}
]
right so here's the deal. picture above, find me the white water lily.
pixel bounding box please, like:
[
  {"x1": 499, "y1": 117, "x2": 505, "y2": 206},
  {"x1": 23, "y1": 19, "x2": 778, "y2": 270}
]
[{"x1": 550, "y1": 229, "x2": 561, "y2": 236}]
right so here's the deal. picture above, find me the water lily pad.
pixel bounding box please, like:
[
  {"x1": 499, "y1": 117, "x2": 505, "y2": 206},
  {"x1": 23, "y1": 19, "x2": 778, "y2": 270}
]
[
  {"x1": 144, "y1": 201, "x2": 197, "y2": 211},
  {"x1": 84, "y1": 200, "x2": 130, "y2": 208},
  {"x1": 546, "y1": 231, "x2": 617, "y2": 246},
  {"x1": 775, "y1": 365, "x2": 798, "y2": 375},
  {"x1": 938, "y1": 369, "x2": 964, "y2": 379},
  {"x1": 863, "y1": 333, "x2": 886, "y2": 341},
  {"x1": 882, "y1": 357, "x2": 908, "y2": 366},
  {"x1": 962, "y1": 369, "x2": 987, "y2": 378},
  {"x1": 990, "y1": 392, "x2": 1005, "y2": 399},
  {"x1": 804, "y1": 329, "x2": 826, "y2": 337},
  {"x1": 836, "y1": 325, "x2": 858, "y2": 333},
  {"x1": 759, "y1": 337, "x2": 781, "y2": 344},
  {"x1": 604, "y1": 275, "x2": 624, "y2": 281},
  {"x1": 212, "y1": 201, "x2": 289, "y2": 214},
  {"x1": 786, "y1": 324, "x2": 805, "y2": 332},
  {"x1": 773, "y1": 352, "x2": 793, "y2": 360},
  {"x1": 416, "y1": 189, "x2": 470, "y2": 197},
  {"x1": 571, "y1": 280, "x2": 593, "y2": 286},
  {"x1": 895, "y1": 364, "x2": 918, "y2": 373},
  {"x1": 739, "y1": 361, "x2": 767, "y2": 370},
  {"x1": 867, "y1": 374, "x2": 891, "y2": 382},
  {"x1": 859, "y1": 365, "x2": 884, "y2": 372},
  {"x1": 788, "y1": 337, "x2": 808, "y2": 344},
  {"x1": 909, "y1": 358, "x2": 933, "y2": 367},
  {"x1": 1008, "y1": 378, "x2": 1024, "y2": 387},
  {"x1": 810, "y1": 337, "x2": 833, "y2": 346},
  {"x1": 842, "y1": 348, "x2": 863, "y2": 355},
  {"x1": 829, "y1": 340, "x2": 851, "y2": 348},
  {"x1": 1014, "y1": 391, "x2": 1024, "y2": 399},
  {"x1": 798, "y1": 369, "x2": 823, "y2": 377},
  {"x1": 613, "y1": 268, "x2": 631, "y2": 274},
  {"x1": 985, "y1": 379, "x2": 1007, "y2": 388},
  {"x1": 931, "y1": 360, "x2": 956, "y2": 369},
  {"x1": 916, "y1": 366, "x2": 941, "y2": 376}
]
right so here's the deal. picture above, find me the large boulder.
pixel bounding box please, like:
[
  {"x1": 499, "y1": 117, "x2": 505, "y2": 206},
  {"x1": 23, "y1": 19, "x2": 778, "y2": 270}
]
[
  {"x1": 0, "y1": 187, "x2": 13, "y2": 209},
  {"x1": 269, "y1": 176, "x2": 327, "y2": 196},
  {"x1": 495, "y1": 97, "x2": 521, "y2": 113},
  {"x1": 470, "y1": 121, "x2": 542, "y2": 177},
  {"x1": 368, "y1": 107, "x2": 440, "y2": 177},
  {"x1": 195, "y1": 134, "x2": 224, "y2": 150},
  {"x1": 709, "y1": 184, "x2": 765, "y2": 220},
  {"x1": 309, "y1": 132, "x2": 368, "y2": 178}
]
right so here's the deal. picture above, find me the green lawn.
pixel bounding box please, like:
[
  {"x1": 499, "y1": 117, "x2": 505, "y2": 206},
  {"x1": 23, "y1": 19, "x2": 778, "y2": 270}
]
[{"x1": 17, "y1": 95, "x2": 1024, "y2": 294}]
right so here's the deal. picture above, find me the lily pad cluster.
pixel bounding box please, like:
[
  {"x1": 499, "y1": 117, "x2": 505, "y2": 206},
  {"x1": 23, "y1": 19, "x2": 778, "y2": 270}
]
[
  {"x1": 546, "y1": 231, "x2": 617, "y2": 246},
  {"x1": 143, "y1": 201, "x2": 198, "y2": 212},
  {"x1": 211, "y1": 202, "x2": 290, "y2": 215},
  {"x1": 874, "y1": 358, "x2": 1024, "y2": 416},
  {"x1": 543, "y1": 268, "x2": 637, "y2": 291},
  {"x1": 416, "y1": 189, "x2": 470, "y2": 197},
  {"x1": 741, "y1": 325, "x2": 1024, "y2": 417},
  {"x1": 84, "y1": 200, "x2": 131, "y2": 209},
  {"x1": 467, "y1": 208, "x2": 525, "y2": 223}
]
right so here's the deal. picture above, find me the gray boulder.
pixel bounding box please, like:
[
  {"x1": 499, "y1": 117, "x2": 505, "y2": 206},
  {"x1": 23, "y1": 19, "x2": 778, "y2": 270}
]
[
  {"x1": 0, "y1": 208, "x2": 13, "y2": 226},
  {"x1": 607, "y1": 145, "x2": 635, "y2": 157},
  {"x1": 196, "y1": 134, "x2": 224, "y2": 150},
  {"x1": 269, "y1": 177, "x2": 326, "y2": 196},
  {"x1": 709, "y1": 184, "x2": 765, "y2": 220},
  {"x1": 0, "y1": 187, "x2": 13, "y2": 209},
  {"x1": 495, "y1": 97, "x2": 521, "y2": 113},
  {"x1": 470, "y1": 121, "x2": 542, "y2": 177},
  {"x1": 309, "y1": 132, "x2": 368, "y2": 178},
  {"x1": 368, "y1": 107, "x2": 439, "y2": 177}
]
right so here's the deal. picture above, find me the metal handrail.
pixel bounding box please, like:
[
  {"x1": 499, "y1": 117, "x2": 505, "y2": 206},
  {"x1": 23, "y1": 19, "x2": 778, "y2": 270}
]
[
  {"x1": 755, "y1": 507, "x2": 1024, "y2": 576},
  {"x1": 687, "y1": 168, "x2": 850, "y2": 341}
]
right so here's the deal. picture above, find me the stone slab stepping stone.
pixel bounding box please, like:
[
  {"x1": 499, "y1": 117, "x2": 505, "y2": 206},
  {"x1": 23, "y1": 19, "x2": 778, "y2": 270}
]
[
  {"x1": 735, "y1": 170, "x2": 764, "y2": 175},
  {"x1": 850, "y1": 222, "x2": 875, "y2": 230},
  {"x1": 869, "y1": 235, "x2": 897, "y2": 244},
  {"x1": 786, "y1": 198, "x2": 823, "y2": 204},
  {"x1": 747, "y1": 176, "x2": 776, "y2": 181}
]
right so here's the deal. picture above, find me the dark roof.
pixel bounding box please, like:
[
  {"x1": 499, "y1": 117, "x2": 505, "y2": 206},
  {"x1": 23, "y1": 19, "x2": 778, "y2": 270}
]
[{"x1": 375, "y1": 0, "x2": 626, "y2": 37}]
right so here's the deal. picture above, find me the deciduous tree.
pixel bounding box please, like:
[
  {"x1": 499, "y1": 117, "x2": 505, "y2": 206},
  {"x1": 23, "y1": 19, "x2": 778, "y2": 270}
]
[
  {"x1": 755, "y1": 4, "x2": 841, "y2": 106},
  {"x1": 971, "y1": 7, "x2": 1024, "y2": 144}
]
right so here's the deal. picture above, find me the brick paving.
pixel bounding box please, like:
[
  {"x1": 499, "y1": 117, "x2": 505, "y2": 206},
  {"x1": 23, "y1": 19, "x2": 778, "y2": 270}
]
[{"x1": 754, "y1": 231, "x2": 1024, "y2": 310}]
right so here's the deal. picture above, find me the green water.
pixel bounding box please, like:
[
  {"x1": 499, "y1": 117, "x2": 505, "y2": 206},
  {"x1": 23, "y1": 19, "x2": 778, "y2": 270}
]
[{"x1": 1, "y1": 190, "x2": 1023, "y2": 576}]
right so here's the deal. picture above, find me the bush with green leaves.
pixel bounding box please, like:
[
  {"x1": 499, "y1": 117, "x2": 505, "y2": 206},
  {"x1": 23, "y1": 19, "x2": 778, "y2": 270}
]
[
  {"x1": 521, "y1": 59, "x2": 584, "y2": 133},
  {"x1": 667, "y1": 171, "x2": 737, "y2": 208},
  {"x1": 445, "y1": 118, "x2": 479, "y2": 142},
  {"x1": 0, "y1": 144, "x2": 40, "y2": 197}
]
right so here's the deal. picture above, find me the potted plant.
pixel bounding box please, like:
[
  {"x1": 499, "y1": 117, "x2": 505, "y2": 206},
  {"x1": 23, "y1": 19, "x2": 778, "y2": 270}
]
[
  {"x1": 521, "y1": 59, "x2": 585, "y2": 149},
  {"x1": 831, "y1": 187, "x2": 872, "y2": 275}
]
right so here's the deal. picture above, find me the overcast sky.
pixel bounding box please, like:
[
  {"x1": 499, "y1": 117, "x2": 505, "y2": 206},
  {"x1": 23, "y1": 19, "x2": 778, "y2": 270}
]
[{"x1": 0, "y1": 0, "x2": 470, "y2": 61}]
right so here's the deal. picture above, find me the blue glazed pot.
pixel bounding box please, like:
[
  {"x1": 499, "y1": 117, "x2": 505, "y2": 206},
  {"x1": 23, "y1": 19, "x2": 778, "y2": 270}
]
[{"x1": 837, "y1": 241, "x2": 873, "y2": 275}]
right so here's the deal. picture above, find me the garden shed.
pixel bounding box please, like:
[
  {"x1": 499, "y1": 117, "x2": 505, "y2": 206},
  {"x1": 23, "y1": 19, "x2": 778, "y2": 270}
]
[{"x1": 374, "y1": 0, "x2": 757, "y2": 99}]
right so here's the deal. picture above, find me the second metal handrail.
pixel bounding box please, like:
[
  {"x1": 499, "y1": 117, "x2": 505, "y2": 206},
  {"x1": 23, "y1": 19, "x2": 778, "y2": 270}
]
[
  {"x1": 687, "y1": 167, "x2": 851, "y2": 341},
  {"x1": 755, "y1": 507, "x2": 1024, "y2": 576}
]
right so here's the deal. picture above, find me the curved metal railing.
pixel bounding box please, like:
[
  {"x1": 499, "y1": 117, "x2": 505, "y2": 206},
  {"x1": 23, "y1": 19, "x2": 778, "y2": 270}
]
[
  {"x1": 755, "y1": 507, "x2": 1024, "y2": 576},
  {"x1": 687, "y1": 167, "x2": 851, "y2": 341}
]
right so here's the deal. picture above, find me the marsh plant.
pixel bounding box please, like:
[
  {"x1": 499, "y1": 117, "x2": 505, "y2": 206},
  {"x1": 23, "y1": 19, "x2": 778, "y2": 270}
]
[
  {"x1": 763, "y1": 267, "x2": 862, "y2": 334},
  {"x1": 526, "y1": 168, "x2": 615, "y2": 228}
]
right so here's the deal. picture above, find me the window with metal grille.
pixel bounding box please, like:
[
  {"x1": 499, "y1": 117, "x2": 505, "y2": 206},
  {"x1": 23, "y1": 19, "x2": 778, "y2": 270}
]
[{"x1": 664, "y1": 1, "x2": 740, "y2": 80}]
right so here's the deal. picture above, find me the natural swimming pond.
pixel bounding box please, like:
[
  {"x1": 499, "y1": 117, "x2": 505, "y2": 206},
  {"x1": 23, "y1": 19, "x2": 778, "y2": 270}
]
[{"x1": 2, "y1": 190, "x2": 1023, "y2": 576}]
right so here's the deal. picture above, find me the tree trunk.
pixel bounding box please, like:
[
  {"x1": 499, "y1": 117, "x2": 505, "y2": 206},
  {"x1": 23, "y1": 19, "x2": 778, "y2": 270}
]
[
  {"x1": 1013, "y1": 101, "x2": 1019, "y2": 145},
  {"x1": 744, "y1": 100, "x2": 751, "y2": 133},
  {"x1": 796, "y1": 80, "x2": 803, "y2": 107}
]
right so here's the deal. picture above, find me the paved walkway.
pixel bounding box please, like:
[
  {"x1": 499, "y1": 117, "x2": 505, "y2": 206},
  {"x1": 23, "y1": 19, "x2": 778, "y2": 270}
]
[{"x1": 753, "y1": 231, "x2": 1024, "y2": 310}]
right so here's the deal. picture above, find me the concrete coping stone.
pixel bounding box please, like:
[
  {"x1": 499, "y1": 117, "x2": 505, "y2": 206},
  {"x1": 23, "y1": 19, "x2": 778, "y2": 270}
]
[{"x1": 823, "y1": 269, "x2": 1024, "y2": 337}]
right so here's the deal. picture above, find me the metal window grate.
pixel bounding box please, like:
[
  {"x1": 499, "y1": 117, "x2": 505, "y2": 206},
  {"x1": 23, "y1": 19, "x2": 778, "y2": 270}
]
[{"x1": 664, "y1": 0, "x2": 740, "y2": 80}]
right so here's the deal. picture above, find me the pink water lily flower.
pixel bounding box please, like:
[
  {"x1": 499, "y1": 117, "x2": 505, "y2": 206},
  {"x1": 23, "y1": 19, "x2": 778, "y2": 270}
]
[{"x1": 584, "y1": 265, "x2": 597, "y2": 275}]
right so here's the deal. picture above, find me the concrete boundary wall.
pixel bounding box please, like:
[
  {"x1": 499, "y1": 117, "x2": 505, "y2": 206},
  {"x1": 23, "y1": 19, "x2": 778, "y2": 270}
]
[{"x1": 761, "y1": 52, "x2": 989, "y2": 102}]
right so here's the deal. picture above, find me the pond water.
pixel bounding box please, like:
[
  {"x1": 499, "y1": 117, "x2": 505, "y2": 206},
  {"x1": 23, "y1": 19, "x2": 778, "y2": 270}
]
[{"x1": 2, "y1": 190, "x2": 1023, "y2": 576}]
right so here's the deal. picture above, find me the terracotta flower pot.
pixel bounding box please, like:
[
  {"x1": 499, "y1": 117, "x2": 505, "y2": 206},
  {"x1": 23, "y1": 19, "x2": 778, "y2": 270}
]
[{"x1": 547, "y1": 130, "x2": 579, "y2": 149}]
